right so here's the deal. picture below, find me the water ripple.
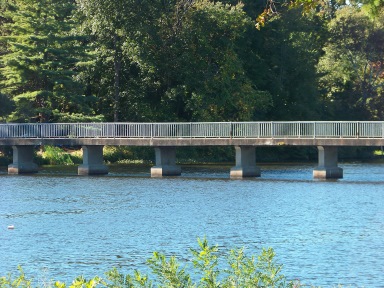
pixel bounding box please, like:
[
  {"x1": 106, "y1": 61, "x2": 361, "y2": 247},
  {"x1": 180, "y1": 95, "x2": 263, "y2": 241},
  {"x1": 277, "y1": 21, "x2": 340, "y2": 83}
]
[{"x1": 0, "y1": 163, "x2": 383, "y2": 287}]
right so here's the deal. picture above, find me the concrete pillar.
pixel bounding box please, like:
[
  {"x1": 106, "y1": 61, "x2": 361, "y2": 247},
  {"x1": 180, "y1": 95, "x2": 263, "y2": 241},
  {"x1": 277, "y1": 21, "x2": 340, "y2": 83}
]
[
  {"x1": 78, "y1": 145, "x2": 108, "y2": 175},
  {"x1": 313, "y1": 146, "x2": 343, "y2": 179},
  {"x1": 230, "y1": 146, "x2": 261, "y2": 179},
  {"x1": 151, "y1": 147, "x2": 181, "y2": 177},
  {"x1": 8, "y1": 145, "x2": 38, "y2": 174}
]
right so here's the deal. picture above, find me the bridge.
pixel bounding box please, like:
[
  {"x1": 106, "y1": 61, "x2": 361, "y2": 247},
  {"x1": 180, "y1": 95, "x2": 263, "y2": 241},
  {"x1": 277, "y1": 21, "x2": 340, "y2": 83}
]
[{"x1": 1, "y1": 121, "x2": 384, "y2": 179}]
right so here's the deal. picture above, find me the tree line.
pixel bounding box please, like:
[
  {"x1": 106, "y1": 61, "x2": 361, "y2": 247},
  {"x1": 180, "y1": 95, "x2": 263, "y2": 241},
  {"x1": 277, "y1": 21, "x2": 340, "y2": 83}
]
[{"x1": 0, "y1": 0, "x2": 383, "y2": 124}]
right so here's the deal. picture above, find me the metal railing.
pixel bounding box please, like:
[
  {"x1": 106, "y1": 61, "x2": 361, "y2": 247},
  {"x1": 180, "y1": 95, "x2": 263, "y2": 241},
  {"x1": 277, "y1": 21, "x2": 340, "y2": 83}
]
[{"x1": 1, "y1": 121, "x2": 384, "y2": 139}]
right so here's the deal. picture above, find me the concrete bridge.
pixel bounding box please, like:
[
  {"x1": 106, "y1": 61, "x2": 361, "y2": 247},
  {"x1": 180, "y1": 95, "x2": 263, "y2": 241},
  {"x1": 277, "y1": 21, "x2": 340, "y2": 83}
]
[{"x1": 1, "y1": 121, "x2": 384, "y2": 179}]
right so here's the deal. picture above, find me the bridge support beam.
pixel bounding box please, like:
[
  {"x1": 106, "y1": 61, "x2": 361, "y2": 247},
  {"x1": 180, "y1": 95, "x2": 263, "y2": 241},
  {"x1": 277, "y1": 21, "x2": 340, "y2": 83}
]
[
  {"x1": 151, "y1": 147, "x2": 181, "y2": 177},
  {"x1": 8, "y1": 145, "x2": 38, "y2": 174},
  {"x1": 230, "y1": 146, "x2": 261, "y2": 179},
  {"x1": 313, "y1": 146, "x2": 343, "y2": 179},
  {"x1": 78, "y1": 145, "x2": 108, "y2": 175}
]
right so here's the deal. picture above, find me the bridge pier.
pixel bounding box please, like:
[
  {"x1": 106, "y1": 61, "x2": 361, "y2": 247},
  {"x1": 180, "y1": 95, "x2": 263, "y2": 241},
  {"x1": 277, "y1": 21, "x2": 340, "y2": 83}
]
[
  {"x1": 313, "y1": 146, "x2": 343, "y2": 179},
  {"x1": 8, "y1": 145, "x2": 38, "y2": 174},
  {"x1": 151, "y1": 147, "x2": 181, "y2": 177},
  {"x1": 78, "y1": 145, "x2": 108, "y2": 175},
  {"x1": 230, "y1": 146, "x2": 261, "y2": 179}
]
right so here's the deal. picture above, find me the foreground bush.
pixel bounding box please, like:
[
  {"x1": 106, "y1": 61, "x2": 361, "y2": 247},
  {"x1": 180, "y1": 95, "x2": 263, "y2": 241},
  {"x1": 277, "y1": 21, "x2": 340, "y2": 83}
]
[{"x1": 0, "y1": 238, "x2": 301, "y2": 288}]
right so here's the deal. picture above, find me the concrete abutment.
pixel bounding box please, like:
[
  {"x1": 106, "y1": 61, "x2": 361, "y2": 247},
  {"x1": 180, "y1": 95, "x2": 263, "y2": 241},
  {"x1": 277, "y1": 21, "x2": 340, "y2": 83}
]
[
  {"x1": 230, "y1": 146, "x2": 261, "y2": 179},
  {"x1": 78, "y1": 145, "x2": 108, "y2": 175},
  {"x1": 313, "y1": 146, "x2": 343, "y2": 179},
  {"x1": 151, "y1": 147, "x2": 181, "y2": 177},
  {"x1": 8, "y1": 145, "x2": 38, "y2": 174},
  {"x1": 3, "y1": 144, "x2": 345, "y2": 180}
]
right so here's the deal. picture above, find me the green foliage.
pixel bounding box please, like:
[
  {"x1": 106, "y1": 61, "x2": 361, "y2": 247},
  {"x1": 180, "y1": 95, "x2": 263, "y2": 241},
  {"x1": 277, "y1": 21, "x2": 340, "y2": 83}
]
[
  {"x1": 102, "y1": 146, "x2": 155, "y2": 165},
  {"x1": 256, "y1": 0, "x2": 384, "y2": 28},
  {"x1": 105, "y1": 269, "x2": 152, "y2": 288},
  {"x1": 139, "y1": 0, "x2": 273, "y2": 122},
  {"x1": 42, "y1": 146, "x2": 75, "y2": 165},
  {"x1": 190, "y1": 237, "x2": 220, "y2": 287},
  {"x1": 0, "y1": 146, "x2": 12, "y2": 164},
  {"x1": 177, "y1": 147, "x2": 234, "y2": 164},
  {"x1": 103, "y1": 146, "x2": 134, "y2": 164},
  {"x1": 0, "y1": 156, "x2": 10, "y2": 166},
  {"x1": 318, "y1": 6, "x2": 384, "y2": 120},
  {"x1": 0, "y1": 239, "x2": 298, "y2": 288},
  {"x1": 1, "y1": 0, "x2": 384, "y2": 124},
  {"x1": 77, "y1": 0, "x2": 274, "y2": 122},
  {"x1": 76, "y1": 0, "x2": 149, "y2": 122},
  {"x1": 0, "y1": 0, "x2": 100, "y2": 123},
  {"x1": 56, "y1": 113, "x2": 104, "y2": 123},
  {"x1": 259, "y1": 8, "x2": 326, "y2": 121},
  {"x1": 147, "y1": 252, "x2": 191, "y2": 287},
  {"x1": 0, "y1": 266, "x2": 32, "y2": 288},
  {"x1": 0, "y1": 93, "x2": 13, "y2": 121},
  {"x1": 223, "y1": 247, "x2": 287, "y2": 287}
]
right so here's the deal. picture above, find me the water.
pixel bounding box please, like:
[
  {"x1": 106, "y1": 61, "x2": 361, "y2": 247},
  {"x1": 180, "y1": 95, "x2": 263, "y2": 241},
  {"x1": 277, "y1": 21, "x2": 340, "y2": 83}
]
[{"x1": 0, "y1": 163, "x2": 384, "y2": 287}]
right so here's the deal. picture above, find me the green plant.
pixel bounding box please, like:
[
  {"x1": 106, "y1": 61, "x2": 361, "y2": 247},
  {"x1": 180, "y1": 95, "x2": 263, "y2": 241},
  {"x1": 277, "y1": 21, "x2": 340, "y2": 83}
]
[
  {"x1": 1, "y1": 239, "x2": 304, "y2": 288},
  {"x1": 190, "y1": 237, "x2": 220, "y2": 287},
  {"x1": 147, "y1": 252, "x2": 192, "y2": 288},
  {"x1": 223, "y1": 246, "x2": 289, "y2": 287},
  {"x1": 103, "y1": 146, "x2": 134, "y2": 164},
  {"x1": 0, "y1": 266, "x2": 32, "y2": 288},
  {"x1": 0, "y1": 155, "x2": 10, "y2": 166},
  {"x1": 42, "y1": 146, "x2": 74, "y2": 165},
  {"x1": 0, "y1": 147, "x2": 12, "y2": 166}
]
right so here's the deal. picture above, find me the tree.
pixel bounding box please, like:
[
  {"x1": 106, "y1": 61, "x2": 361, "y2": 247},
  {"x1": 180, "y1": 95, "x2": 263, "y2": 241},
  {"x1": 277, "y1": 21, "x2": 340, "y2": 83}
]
[
  {"x1": 76, "y1": 0, "x2": 152, "y2": 122},
  {"x1": 318, "y1": 7, "x2": 384, "y2": 120},
  {"x1": 257, "y1": 0, "x2": 384, "y2": 28},
  {"x1": 0, "y1": 0, "x2": 14, "y2": 121},
  {"x1": 0, "y1": 92, "x2": 13, "y2": 121},
  {"x1": 256, "y1": 8, "x2": 326, "y2": 120},
  {"x1": 77, "y1": 0, "x2": 273, "y2": 122},
  {"x1": 0, "y1": 0, "x2": 97, "y2": 122},
  {"x1": 133, "y1": 0, "x2": 272, "y2": 121}
]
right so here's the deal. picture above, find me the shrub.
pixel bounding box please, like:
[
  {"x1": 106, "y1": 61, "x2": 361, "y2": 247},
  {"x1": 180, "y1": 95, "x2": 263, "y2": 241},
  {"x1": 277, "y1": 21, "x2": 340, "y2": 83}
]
[
  {"x1": 0, "y1": 156, "x2": 10, "y2": 166},
  {"x1": 0, "y1": 147, "x2": 12, "y2": 166},
  {"x1": 42, "y1": 146, "x2": 74, "y2": 165},
  {"x1": 0, "y1": 238, "x2": 303, "y2": 288},
  {"x1": 103, "y1": 146, "x2": 134, "y2": 164}
]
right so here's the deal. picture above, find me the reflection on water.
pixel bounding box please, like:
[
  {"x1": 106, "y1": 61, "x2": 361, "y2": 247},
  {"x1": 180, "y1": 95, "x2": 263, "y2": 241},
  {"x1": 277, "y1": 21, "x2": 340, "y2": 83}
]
[{"x1": 0, "y1": 163, "x2": 383, "y2": 286}]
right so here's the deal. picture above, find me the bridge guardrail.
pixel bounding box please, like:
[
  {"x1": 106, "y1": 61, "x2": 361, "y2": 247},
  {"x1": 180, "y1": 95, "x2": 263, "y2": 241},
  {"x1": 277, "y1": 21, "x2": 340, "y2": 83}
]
[{"x1": 1, "y1": 121, "x2": 384, "y2": 139}]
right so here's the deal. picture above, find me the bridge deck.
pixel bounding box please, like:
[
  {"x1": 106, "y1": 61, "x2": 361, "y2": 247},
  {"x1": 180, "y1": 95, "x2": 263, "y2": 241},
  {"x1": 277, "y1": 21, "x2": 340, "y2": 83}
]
[
  {"x1": 2, "y1": 121, "x2": 382, "y2": 178},
  {"x1": 1, "y1": 121, "x2": 384, "y2": 146}
]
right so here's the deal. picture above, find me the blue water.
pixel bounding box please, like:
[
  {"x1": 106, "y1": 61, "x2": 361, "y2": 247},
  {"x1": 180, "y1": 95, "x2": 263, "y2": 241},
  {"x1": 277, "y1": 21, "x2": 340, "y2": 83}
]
[{"x1": 0, "y1": 163, "x2": 383, "y2": 287}]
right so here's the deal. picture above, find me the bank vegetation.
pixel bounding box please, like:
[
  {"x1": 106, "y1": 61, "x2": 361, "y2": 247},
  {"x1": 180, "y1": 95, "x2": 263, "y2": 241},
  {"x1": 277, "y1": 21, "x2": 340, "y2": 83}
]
[{"x1": 0, "y1": 238, "x2": 320, "y2": 288}]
